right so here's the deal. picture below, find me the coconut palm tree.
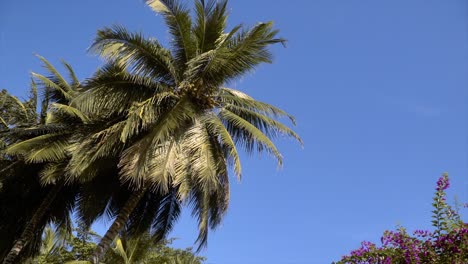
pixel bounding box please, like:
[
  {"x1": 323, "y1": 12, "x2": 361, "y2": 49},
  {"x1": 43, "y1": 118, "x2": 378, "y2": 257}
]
[
  {"x1": 0, "y1": 56, "x2": 90, "y2": 264},
  {"x1": 69, "y1": 0, "x2": 301, "y2": 262}
]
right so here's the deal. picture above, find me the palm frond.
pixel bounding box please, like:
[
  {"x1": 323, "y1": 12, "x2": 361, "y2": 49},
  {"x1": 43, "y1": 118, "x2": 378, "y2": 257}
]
[
  {"x1": 46, "y1": 103, "x2": 90, "y2": 124},
  {"x1": 118, "y1": 98, "x2": 196, "y2": 189},
  {"x1": 67, "y1": 122, "x2": 125, "y2": 181},
  {"x1": 224, "y1": 104, "x2": 302, "y2": 144},
  {"x1": 218, "y1": 87, "x2": 296, "y2": 124},
  {"x1": 193, "y1": 0, "x2": 228, "y2": 53},
  {"x1": 61, "y1": 59, "x2": 80, "y2": 87},
  {"x1": 151, "y1": 189, "x2": 181, "y2": 243},
  {"x1": 35, "y1": 54, "x2": 73, "y2": 94},
  {"x1": 185, "y1": 22, "x2": 285, "y2": 85},
  {"x1": 76, "y1": 63, "x2": 169, "y2": 117},
  {"x1": 39, "y1": 163, "x2": 67, "y2": 185},
  {"x1": 219, "y1": 109, "x2": 282, "y2": 166},
  {"x1": 120, "y1": 91, "x2": 178, "y2": 143},
  {"x1": 90, "y1": 26, "x2": 176, "y2": 83},
  {"x1": 146, "y1": 0, "x2": 196, "y2": 72},
  {"x1": 201, "y1": 113, "x2": 241, "y2": 179},
  {"x1": 32, "y1": 72, "x2": 73, "y2": 102},
  {"x1": 183, "y1": 120, "x2": 219, "y2": 191},
  {"x1": 4, "y1": 133, "x2": 69, "y2": 163}
]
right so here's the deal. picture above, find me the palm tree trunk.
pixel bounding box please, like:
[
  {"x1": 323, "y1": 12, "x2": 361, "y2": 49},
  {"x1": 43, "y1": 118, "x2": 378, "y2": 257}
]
[
  {"x1": 2, "y1": 184, "x2": 62, "y2": 264},
  {"x1": 90, "y1": 190, "x2": 145, "y2": 264}
]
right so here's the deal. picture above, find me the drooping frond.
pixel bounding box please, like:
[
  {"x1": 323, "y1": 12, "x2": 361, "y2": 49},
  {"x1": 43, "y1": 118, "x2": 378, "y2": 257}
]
[
  {"x1": 188, "y1": 168, "x2": 229, "y2": 251},
  {"x1": 146, "y1": 0, "x2": 196, "y2": 72},
  {"x1": 120, "y1": 91, "x2": 178, "y2": 143},
  {"x1": 201, "y1": 113, "x2": 241, "y2": 178},
  {"x1": 224, "y1": 104, "x2": 302, "y2": 144},
  {"x1": 218, "y1": 87, "x2": 296, "y2": 124},
  {"x1": 118, "y1": 98, "x2": 197, "y2": 189},
  {"x1": 90, "y1": 26, "x2": 176, "y2": 83},
  {"x1": 76, "y1": 172, "x2": 123, "y2": 227},
  {"x1": 150, "y1": 189, "x2": 181, "y2": 242},
  {"x1": 183, "y1": 119, "x2": 220, "y2": 191},
  {"x1": 66, "y1": 121, "x2": 126, "y2": 180},
  {"x1": 219, "y1": 109, "x2": 283, "y2": 166}
]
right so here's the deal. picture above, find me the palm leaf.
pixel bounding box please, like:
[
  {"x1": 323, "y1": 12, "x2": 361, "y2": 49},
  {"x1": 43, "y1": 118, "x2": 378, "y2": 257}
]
[
  {"x1": 76, "y1": 63, "x2": 169, "y2": 117},
  {"x1": 146, "y1": 0, "x2": 196, "y2": 72},
  {"x1": 90, "y1": 26, "x2": 176, "y2": 83},
  {"x1": 47, "y1": 103, "x2": 90, "y2": 124},
  {"x1": 219, "y1": 109, "x2": 282, "y2": 166},
  {"x1": 118, "y1": 98, "x2": 196, "y2": 189},
  {"x1": 35, "y1": 54, "x2": 73, "y2": 94},
  {"x1": 4, "y1": 133, "x2": 69, "y2": 163},
  {"x1": 201, "y1": 113, "x2": 241, "y2": 179},
  {"x1": 224, "y1": 104, "x2": 302, "y2": 144},
  {"x1": 193, "y1": 0, "x2": 228, "y2": 53},
  {"x1": 219, "y1": 87, "x2": 296, "y2": 124}
]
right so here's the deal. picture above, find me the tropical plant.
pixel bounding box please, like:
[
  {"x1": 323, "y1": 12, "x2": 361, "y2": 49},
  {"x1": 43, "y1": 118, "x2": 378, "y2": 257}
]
[
  {"x1": 22, "y1": 225, "x2": 204, "y2": 264},
  {"x1": 67, "y1": 0, "x2": 300, "y2": 262},
  {"x1": 104, "y1": 234, "x2": 204, "y2": 264},
  {"x1": 336, "y1": 173, "x2": 468, "y2": 264},
  {"x1": 0, "y1": 56, "x2": 88, "y2": 264}
]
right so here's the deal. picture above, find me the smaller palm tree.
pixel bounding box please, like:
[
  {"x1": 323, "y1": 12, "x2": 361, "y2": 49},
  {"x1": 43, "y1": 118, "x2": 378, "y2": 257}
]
[{"x1": 1, "y1": 56, "x2": 87, "y2": 264}]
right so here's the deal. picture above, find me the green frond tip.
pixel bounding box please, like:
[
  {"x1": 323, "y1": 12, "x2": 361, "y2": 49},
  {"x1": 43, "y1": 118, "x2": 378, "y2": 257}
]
[{"x1": 34, "y1": 54, "x2": 72, "y2": 93}]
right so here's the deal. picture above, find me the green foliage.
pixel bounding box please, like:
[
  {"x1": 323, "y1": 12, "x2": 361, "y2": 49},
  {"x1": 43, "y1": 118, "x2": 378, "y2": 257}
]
[
  {"x1": 1, "y1": 1, "x2": 299, "y2": 262},
  {"x1": 25, "y1": 224, "x2": 204, "y2": 264}
]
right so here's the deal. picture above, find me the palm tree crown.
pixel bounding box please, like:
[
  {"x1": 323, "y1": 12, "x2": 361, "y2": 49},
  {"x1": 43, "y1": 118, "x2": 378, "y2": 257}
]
[
  {"x1": 70, "y1": 0, "x2": 301, "y2": 259},
  {"x1": 1, "y1": 1, "x2": 301, "y2": 263}
]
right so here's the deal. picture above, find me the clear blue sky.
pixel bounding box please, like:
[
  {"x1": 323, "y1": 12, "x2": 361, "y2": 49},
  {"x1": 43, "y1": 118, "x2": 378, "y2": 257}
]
[{"x1": 1, "y1": 1, "x2": 467, "y2": 263}]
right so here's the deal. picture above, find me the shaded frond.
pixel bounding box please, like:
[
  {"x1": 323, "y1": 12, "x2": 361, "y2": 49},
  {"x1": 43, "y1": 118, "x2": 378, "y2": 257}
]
[
  {"x1": 120, "y1": 91, "x2": 178, "y2": 143},
  {"x1": 76, "y1": 63, "x2": 169, "y2": 117}
]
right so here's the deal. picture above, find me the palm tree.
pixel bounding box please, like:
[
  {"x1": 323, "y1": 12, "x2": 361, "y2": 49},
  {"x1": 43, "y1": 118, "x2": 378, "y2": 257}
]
[
  {"x1": 69, "y1": 0, "x2": 301, "y2": 262},
  {"x1": 104, "y1": 234, "x2": 204, "y2": 264},
  {"x1": 0, "y1": 56, "x2": 89, "y2": 264}
]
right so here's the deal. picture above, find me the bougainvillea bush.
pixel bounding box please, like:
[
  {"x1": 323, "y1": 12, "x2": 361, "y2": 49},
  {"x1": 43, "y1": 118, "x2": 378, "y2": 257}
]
[{"x1": 336, "y1": 173, "x2": 468, "y2": 264}]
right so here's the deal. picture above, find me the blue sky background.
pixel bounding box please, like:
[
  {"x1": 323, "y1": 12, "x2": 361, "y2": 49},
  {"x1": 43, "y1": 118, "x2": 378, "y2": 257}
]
[{"x1": 1, "y1": 0, "x2": 467, "y2": 263}]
